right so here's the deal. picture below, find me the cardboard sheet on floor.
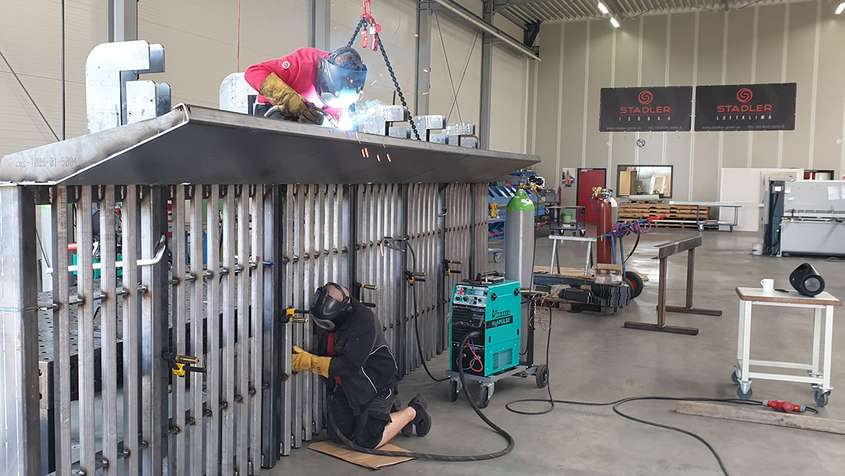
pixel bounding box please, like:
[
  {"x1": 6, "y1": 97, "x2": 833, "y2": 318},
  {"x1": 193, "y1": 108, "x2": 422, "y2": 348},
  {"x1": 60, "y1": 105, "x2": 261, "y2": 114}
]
[{"x1": 308, "y1": 441, "x2": 414, "y2": 469}]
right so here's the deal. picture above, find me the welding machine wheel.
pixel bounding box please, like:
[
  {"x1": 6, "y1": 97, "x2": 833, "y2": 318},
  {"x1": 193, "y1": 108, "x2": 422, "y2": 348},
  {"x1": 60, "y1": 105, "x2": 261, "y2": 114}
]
[
  {"x1": 449, "y1": 380, "x2": 460, "y2": 402},
  {"x1": 476, "y1": 385, "x2": 491, "y2": 409},
  {"x1": 535, "y1": 365, "x2": 549, "y2": 389},
  {"x1": 624, "y1": 271, "x2": 644, "y2": 299}
]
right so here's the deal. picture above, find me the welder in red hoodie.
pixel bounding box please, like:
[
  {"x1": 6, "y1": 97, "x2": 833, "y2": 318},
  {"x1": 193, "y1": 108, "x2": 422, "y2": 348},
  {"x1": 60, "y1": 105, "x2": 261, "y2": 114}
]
[{"x1": 244, "y1": 46, "x2": 367, "y2": 125}]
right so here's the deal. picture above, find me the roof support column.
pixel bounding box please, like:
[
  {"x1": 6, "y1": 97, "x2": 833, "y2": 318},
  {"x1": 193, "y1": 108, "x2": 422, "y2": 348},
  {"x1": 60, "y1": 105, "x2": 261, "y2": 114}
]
[
  {"x1": 479, "y1": 0, "x2": 495, "y2": 149},
  {"x1": 416, "y1": 1, "x2": 433, "y2": 115}
]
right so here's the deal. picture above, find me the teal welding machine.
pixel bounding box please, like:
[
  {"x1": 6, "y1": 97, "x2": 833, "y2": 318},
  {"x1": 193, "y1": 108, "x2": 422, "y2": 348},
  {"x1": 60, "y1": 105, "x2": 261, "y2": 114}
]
[{"x1": 449, "y1": 279, "x2": 522, "y2": 377}]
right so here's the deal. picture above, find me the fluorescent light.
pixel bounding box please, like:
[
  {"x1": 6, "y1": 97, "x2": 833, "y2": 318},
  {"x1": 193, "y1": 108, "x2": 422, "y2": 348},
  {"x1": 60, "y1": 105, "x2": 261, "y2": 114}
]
[
  {"x1": 609, "y1": 16, "x2": 620, "y2": 28},
  {"x1": 836, "y1": 1, "x2": 845, "y2": 15},
  {"x1": 597, "y1": 1, "x2": 610, "y2": 15}
]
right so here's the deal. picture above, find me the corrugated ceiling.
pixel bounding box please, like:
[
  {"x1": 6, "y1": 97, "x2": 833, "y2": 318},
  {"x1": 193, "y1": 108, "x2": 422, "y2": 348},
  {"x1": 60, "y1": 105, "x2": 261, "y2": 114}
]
[{"x1": 498, "y1": 0, "x2": 807, "y2": 25}]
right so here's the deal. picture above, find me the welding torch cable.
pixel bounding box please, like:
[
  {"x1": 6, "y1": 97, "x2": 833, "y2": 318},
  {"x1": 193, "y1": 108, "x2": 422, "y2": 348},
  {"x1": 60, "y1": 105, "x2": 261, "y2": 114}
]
[{"x1": 327, "y1": 329, "x2": 515, "y2": 461}]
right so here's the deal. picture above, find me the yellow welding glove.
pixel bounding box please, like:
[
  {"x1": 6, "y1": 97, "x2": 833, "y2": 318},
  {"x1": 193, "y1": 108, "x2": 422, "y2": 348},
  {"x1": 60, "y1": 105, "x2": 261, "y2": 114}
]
[
  {"x1": 291, "y1": 346, "x2": 331, "y2": 378},
  {"x1": 259, "y1": 73, "x2": 324, "y2": 125}
]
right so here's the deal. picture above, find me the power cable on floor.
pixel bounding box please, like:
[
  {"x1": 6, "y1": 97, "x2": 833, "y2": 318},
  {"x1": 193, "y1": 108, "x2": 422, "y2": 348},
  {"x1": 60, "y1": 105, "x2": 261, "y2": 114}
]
[{"x1": 504, "y1": 304, "x2": 819, "y2": 476}]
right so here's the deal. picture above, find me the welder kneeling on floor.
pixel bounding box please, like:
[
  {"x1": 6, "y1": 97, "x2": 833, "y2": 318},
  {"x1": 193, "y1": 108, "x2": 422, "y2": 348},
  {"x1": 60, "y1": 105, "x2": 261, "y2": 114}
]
[{"x1": 291, "y1": 282, "x2": 432, "y2": 449}]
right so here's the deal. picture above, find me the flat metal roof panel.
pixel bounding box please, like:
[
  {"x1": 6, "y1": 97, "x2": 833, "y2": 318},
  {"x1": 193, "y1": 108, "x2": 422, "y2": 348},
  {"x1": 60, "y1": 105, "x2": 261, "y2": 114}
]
[{"x1": 2, "y1": 104, "x2": 538, "y2": 185}]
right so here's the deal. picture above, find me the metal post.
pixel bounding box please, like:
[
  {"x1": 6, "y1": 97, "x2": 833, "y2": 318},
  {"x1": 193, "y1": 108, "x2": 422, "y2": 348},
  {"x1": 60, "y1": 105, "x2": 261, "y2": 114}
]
[
  {"x1": 77, "y1": 186, "x2": 96, "y2": 474},
  {"x1": 170, "y1": 185, "x2": 187, "y2": 476},
  {"x1": 107, "y1": 0, "x2": 138, "y2": 41},
  {"x1": 140, "y1": 186, "x2": 168, "y2": 475},
  {"x1": 51, "y1": 187, "x2": 72, "y2": 475},
  {"x1": 685, "y1": 248, "x2": 695, "y2": 308},
  {"x1": 100, "y1": 186, "x2": 119, "y2": 474},
  {"x1": 0, "y1": 185, "x2": 40, "y2": 475},
  {"x1": 310, "y1": 0, "x2": 330, "y2": 50},
  {"x1": 657, "y1": 257, "x2": 668, "y2": 327},
  {"x1": 121, "y1": 185, "x2": 141, "y2": 476},
  {"x1": 397, "y1": 185, "x2": 409, "y2": 375},
  {"x1": 415, "y1": 1, "x2": 433, "y2": 116},
  {"x1": 479, "y1": 0, "x2": 494, "y2": 149},
  {"x1": 435, "y1": 184, "x2": 446, "y2": 353},
  {"x1": 262, "y1": 186, "x2": 285, "y2": 464}
]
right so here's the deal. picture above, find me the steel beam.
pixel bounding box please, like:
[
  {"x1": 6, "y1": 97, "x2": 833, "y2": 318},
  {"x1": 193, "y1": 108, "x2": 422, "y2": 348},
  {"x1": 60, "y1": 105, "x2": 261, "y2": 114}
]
[
  {"x1": 430, "y1": 0, "x2": 541, "y2": 61},
  {"x1": 416, "y1": 1, "x2": 433, "y2": 115},
  {"x1": 310, "y1": 0, "x2": 331, "y2": 51},
  {"x1": 0, "y1": 185, "x2": 40, "y2": 475},
  {"x1": 479, "y1": 0, "x2": 494, "y2": 150},
  {"x1": 107, "y1": 0, "x2": 138, "y2": 42}
]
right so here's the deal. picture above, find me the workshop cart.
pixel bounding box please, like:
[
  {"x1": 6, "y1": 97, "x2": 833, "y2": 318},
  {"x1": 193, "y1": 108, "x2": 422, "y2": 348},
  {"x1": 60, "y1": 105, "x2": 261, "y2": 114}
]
[{"x1": 732, "y1": 287, "x2": 841, "y2": 407}]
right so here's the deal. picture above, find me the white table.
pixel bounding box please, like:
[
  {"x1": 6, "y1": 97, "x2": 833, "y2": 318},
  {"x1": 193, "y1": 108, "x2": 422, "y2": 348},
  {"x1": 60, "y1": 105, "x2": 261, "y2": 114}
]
[{"x1": 734, "y1": 287, "x2": 841, "y2": 407}]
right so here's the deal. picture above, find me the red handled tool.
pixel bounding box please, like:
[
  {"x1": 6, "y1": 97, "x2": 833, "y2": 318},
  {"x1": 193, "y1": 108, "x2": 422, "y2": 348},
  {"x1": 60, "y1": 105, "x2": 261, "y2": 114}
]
[{"x1": 761, "y1": 400, "x2": 806, "y2": 413}]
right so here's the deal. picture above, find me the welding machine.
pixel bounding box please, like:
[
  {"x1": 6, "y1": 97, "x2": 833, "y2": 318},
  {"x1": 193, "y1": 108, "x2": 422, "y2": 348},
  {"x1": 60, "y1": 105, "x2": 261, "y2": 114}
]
[{"x1": 449, "y1": 278, "x2": 522, "y2": 377}]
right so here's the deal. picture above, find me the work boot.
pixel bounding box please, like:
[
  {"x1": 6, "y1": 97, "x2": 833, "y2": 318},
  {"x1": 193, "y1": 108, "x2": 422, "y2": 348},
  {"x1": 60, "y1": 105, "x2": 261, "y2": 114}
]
[{"x1": 402, "y1": 394, "x2": 432, "y2": 437}]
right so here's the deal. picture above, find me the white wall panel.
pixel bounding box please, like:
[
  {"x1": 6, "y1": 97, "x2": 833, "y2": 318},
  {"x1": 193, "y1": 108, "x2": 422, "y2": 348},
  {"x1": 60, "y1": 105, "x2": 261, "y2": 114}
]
[
  {"x1": 535, "y1": 0, "x2": 842, "y2": 202},
  {"x1": 0, "y1": 0, "x2": 107, "y2": 157}
]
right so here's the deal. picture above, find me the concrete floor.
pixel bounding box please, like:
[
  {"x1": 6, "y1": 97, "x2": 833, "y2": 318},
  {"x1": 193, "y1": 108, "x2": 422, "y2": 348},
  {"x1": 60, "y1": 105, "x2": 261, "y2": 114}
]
[{"x1": 267, "y1": 230, "x2": 845, "y2": 476}]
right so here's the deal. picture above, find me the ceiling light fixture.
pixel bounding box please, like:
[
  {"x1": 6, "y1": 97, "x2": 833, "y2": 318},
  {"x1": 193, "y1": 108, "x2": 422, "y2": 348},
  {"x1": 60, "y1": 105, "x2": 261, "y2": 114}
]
[
  {"x1": 836, "y1": 1, "x2": 845, "y2": 15},
  {"x1": 597, "y1": 1, "x2": 610, "y2": 15},
  {"x1": 610, "y1": 16, "x2": 620, "y2": 28}
]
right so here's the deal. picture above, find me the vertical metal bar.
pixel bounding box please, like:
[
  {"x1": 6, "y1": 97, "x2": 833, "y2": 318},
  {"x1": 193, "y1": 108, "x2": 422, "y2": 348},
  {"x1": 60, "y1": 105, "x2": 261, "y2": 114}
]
[
  {"x1": 415, "y1": 0, "x2": 432, "y2": 116},
  {"x1": 263, "y1": 186, "x2": 286, "y2": 463},
  {"x1": 51, "y1": 186, "x2": 72, "y2": 475},
  {"x1": 685, "y1": 248, "x2": 695, "y2": 309},
  {"x1": 121, "y1": 185, "x2": 141, "y2": 476},
  {"x1": 812, "y1": 307, "x2": 822, "y2": 376},
  {"x1": 346, "y1": 185, "x2": 357, "y2": 292},
  {"x1": 141, "y1": 186, "x2": 167, "y2": 475},
  {"x1": 435, "y1": 185, "x2": 445, "y2": 353},
  {"x1": 236, "y1": 187, "x2": 250, "y2": 474},
  {"x1": 76, "y1": 186, "x2": 96, "y2": 474},
  {"x1": 292, "y1": 186, "x2": 303, "y2": 449},
  {"x1": 189, "y1": 186, "x2": 205, "y2": 475},
  {"x1": 312, "y1": 186, "x2": 324, "y2": 434},
  {"x1": 249, "y1": 185, "x2": 264, "y2": 468},
  {"x1": 221, "y1": 185, "x2": 236, "y2": 474},
  {"x1": 100, "y1": 186, "x2": 119, "y2": 473},
  {"x1": 170, "y1": 186, "x2": 187, "y2": 475},
  {"x1": 822, "y1": 305, "x2": 833, "y2": 391},
  {"x1": 303, "y1": 185, "x2": 314, "y2": 442},
  {"x1": 397, "y1": 185, "x2": 408, "y2": 374},
  {"x1": 657, "y1": 257, "x2": 668, "y2": 328},
  {"x1": 205, "y1": 184, "x2": 221, "y2": 474},
  {"x1": 0, "y1": 185, "x2": 40, "y2": 475}
]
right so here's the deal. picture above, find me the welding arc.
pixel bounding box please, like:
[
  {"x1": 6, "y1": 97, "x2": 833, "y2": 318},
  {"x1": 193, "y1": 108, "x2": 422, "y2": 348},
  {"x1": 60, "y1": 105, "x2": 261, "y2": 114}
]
[{"x1": 328, "y1": 330, "x2": 514, "y2": 461}]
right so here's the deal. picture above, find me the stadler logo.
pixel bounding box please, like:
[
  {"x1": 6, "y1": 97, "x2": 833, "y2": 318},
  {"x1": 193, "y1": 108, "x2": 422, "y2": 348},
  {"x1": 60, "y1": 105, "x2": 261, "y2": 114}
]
[
  {"x1": 638, "y1": 90, "x2": 654, "y2": 105},
  {"x1": 620, "y1": 90, "x2": 670, "y2": 116},
  {"x1": 717, "y1": 86, "x2": 772, "y2": 114},
  {"x1": 736, "y1": 87, "x2": 753, "y2": 104}
]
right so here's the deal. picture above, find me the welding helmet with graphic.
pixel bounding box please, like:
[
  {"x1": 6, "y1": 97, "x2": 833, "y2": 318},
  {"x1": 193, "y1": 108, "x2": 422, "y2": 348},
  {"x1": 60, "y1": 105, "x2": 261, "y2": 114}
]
[
  {"x1": 316, "y1": 47, "x2": 367, "y2": 109},
  {"x1": 310, "y1": 282, "x2": 353, "y2": 331}
]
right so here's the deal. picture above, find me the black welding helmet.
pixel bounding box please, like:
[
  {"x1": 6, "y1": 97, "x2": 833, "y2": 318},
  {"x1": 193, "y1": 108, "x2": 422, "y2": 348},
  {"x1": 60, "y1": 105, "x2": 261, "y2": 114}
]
[
  {"x1": 316, "y1": 47, "x2": 367, "y2": 109},
  {"x1": 310, "y1": 282, "x2": 353, "y2": 331}
]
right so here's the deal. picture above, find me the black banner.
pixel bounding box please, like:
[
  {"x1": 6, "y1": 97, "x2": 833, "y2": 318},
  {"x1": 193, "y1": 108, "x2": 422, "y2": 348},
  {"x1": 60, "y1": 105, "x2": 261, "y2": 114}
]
[
  {"x1": 600, "y1": 86, "x2": 693, "y2": 132},
  {"x1": 694, "y1": 83, "x2": 796, "y2": 131}
]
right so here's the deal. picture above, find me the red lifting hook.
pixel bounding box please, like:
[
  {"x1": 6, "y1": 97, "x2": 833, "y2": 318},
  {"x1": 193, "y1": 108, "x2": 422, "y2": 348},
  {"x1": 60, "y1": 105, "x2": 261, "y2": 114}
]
[{"x1": 360, "y1": 0, "x2": 381, "y2": 51}]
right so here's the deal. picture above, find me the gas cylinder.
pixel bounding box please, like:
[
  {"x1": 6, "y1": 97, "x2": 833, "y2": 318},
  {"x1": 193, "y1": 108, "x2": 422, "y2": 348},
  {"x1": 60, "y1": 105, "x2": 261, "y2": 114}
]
[
  {"x1": 593, "y1": 187, "x2": 618, "y2": 264},
  {"x1": 505, "y1": 189, "x2": 536, "y2": 290}
]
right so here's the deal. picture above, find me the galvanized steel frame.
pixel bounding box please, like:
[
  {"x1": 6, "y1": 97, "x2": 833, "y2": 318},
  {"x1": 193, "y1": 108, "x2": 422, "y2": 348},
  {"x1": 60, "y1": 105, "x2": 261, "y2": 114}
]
[{"x1": 3, "y1": 180, "x2": 487, "y2": 473}]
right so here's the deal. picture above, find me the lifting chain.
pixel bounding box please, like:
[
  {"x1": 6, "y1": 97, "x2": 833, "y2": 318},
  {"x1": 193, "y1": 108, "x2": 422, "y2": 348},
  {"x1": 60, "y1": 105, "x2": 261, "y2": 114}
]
[{"x1": 347, "y1": 4, "x2": 422, "y2": 141}]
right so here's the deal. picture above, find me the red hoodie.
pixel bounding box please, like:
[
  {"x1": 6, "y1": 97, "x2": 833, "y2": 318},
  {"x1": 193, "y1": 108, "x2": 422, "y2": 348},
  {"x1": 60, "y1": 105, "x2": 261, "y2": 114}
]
[{"x1": 245, "y1": 47, "x2": 341, "y2": 120}]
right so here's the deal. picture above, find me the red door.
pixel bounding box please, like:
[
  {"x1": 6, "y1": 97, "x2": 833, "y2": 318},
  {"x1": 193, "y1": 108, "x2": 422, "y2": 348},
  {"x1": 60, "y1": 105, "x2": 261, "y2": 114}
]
[{"x1": 577, "y1": 168, "x2": 607, "y2": 229}]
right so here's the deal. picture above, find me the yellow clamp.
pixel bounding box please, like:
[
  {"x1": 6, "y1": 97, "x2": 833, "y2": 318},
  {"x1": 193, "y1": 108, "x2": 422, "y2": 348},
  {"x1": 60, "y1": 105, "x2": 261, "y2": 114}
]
[
  {"x1": 489, "y1": 203, "x2": 498, "y2": 219},
  {"x1": 172, "y1": 363, "x2": 187, "y2": 378},
  {"x1": 285, "y1": 307, "x2": 309, "y2": 324}
]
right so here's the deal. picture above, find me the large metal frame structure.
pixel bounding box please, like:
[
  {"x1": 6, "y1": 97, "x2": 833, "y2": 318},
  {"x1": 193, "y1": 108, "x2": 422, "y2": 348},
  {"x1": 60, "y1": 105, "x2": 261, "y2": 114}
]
[{"x1": 0, "y1": 104, "x2": 536, "y2": 474}]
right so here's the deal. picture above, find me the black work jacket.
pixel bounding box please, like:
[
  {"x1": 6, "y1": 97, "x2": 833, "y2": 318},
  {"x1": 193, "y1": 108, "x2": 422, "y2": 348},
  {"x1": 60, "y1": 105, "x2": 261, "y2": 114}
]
[{"x1": 320, "y1": 301, "x2": 398, "y2": 412}]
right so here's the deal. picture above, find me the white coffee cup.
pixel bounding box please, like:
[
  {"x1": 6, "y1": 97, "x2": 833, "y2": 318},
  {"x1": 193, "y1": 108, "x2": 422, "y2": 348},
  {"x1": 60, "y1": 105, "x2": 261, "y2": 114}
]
[{"x1": 760, "y1": 278, "x2": 775, "y2": 293}]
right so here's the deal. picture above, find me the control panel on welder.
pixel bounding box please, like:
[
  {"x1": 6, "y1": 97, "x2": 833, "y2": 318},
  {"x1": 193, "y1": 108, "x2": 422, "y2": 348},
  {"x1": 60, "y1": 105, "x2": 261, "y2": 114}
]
[{"x1": 449, "y1": 279, "x2": 521, "y2": 377}]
